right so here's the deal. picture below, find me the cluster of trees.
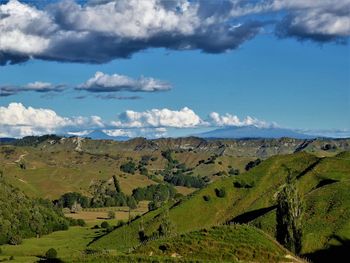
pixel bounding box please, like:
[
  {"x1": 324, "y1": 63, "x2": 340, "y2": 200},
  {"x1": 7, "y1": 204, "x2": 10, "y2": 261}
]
[
  {"x1": 132, "y1": 184, "x2": 176, "y2": 202},
  {"x1": 120, "y1": 155, "x2": 159, "y2": 177},
  {"x1": 164, "y1": 173, "x2": 206, "y2": 188},
  {"x1": 56, "y1": 175, "x2": 137, "y2": 210},
  {"x1": 245, "y1": 158, "x2": 262, "y2": 171},
  {"x1": 12, "y1": 135, "x2": 61, "y2": 147},
  {"x1": 160, "y1": 150, "x2": 206, "y2": 188},
  {"x1": 120, "y1": 161, "x2": 137, "y2": 174},
  {"x1": 0, "y1": 177, "x2": 70, "y2": 245}
]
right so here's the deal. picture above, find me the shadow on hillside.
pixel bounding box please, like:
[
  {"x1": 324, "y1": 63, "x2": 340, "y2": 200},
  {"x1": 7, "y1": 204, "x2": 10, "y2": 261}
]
[
  {"x1": 229, "y1": 205, "x2": 277, "y2": 224},
  {"x1": 296, "y1": 159, "x2": 321, "y2": 179},
  {"x1": 303, "y1": 236, "x2": 350, "y2": 263}
]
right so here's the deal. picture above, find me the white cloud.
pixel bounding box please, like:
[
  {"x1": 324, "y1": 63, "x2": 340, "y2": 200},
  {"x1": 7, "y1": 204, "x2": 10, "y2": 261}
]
[
  {"x1": 0, "y1": 81, "x2": 65, "y2": 96},
  {"x1": 103, "y1": 127, "x2": 167, "y2": 138},
  {"x1": 112, "y1": 107, "x2": 204, "y2": 128},
  {"x1": 0, "y1": 0, "x2": 263, "y2": 65},
  {"x1": 208, "y1": 112, "x2": 272, "y2": 128},
  {"x1": 77, "y1": 71, "x2": 171, "y2": 93},
  {"x1": 0, "y1": 0, "x2": 348, "y2": 65},
  {"x1": 0, "y1": 102, "x2": 104, "y2": 137}
]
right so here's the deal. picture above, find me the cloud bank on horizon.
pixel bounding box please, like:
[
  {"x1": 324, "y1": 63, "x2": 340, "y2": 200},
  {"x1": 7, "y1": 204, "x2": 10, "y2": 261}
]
[
  {"x1": 0, "y1": 0, "x2": 349, "y2": 65},
  {"x1": 0, "y1": 102, "x2": 274, "y2": 138}
]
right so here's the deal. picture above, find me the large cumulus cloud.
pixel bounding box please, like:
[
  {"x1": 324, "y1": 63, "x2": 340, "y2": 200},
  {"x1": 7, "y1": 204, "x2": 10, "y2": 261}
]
[
  {"x1": 0, "y1": 102, "x2": 275, "y2": 137},
  {"x1": 1, "y1": 0, "x2": 348, "y2": 65},
  {"x1": 112, "y1": 107, "x2": 204, "y2": 128},
  {"x1": 0, "y1": 102, "x2": 103, "y2": 137},
  {"x1": 0, "y1": 0, "x2": 264, "y2": 65}
]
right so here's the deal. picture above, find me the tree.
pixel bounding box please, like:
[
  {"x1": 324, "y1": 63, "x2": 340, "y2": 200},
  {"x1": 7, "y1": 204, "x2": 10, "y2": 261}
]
[
  {"x1": 70, "y1": 201, "x2": 82, "y2": 213},
  {"x1": 45, "y1": 248, "x2": 58, "y2": 259},
  {"x1": 108, "y1": 211, "x2": 115, "y2": 219},
  {"x1": 276, "y1": 173, "x2": 303, "y2": 255},
  {"x1": 158, "y1": 208, "x2": 175, "y2": 237},
  {"x1": 127, "y1": 196, "x2": 137, "y2": 210},
  {"x1": 245, "y1": 159, "x2": 261, "y2": 171},
  {"x1": 120, "y1": 161, "x2": 136, "y2": 174},
  {"x1": 112, "y1": 175, "x2": 121, "y2": 193},
  {"x1": 101, "y1": 221, "x2": 109, "y2": 228}
]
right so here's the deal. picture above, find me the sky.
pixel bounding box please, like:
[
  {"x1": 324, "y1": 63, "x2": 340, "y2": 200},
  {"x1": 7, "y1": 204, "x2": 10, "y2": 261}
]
[{"x1": 0, "y1": 0, "x2": 349, "y2": 138}]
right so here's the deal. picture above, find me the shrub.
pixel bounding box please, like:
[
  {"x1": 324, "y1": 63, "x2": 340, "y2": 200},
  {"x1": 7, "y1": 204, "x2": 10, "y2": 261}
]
[
  {"x1": 108, "y1": 211, "x2": 115, "y2": 219},
  {"x1": 245, "y1": 159, "x2": 261, "y2": 171},
  {"x1": 120, "y1": 161, "x2": 136, "y2": 174},
  {"x1": 101, "y1": 221, "x2": 109, "y2": 229},
  {"x1": 203, "y1": 195, "x2": 211, "y2": 202},
  {"x1": 215, "y1": 188, "x2": 226, "y2": 198},
  {"x1": 8, "y1": 235, "x2": 22, "y2": 245},
  {"x1": 233, "y1": 180, "x2": 253, "y2": 189},
  {"x1": 229, "y1": 168, "x2": 240, "y2": 176},
  {"x1": 76, "y1": 219, "x2": 86, "y2": 226},
  {"x1": 45, "y1": 248, "x2": 58, "y2": 259}
]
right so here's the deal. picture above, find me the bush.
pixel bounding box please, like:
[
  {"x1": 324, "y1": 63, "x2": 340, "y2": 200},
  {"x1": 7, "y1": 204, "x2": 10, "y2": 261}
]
[
  {"x1": 108, "y1": 211, "x2": 115, "y2": 219},
  {"x1": 245, "y1": 159, "x2": 261, "y2": 171},
  {"x1": 148, "y1": 201, "x2": 161, "y2": 211},
  {"x1": 203, "y1": 195, "x2": 211, "y2": 202},
  {"x1": 76, "y1": 219, "x2": 86, "y2": 226},
  {"x1": 45, "y1": 248, "x2": 58, "y2": 259},
  {"x1": 8, "y1": 235, "x2": 22, "y2": 245},
  {"x1": 233, "y1": 180, "x2": 254, "y2": 189},
  {"x1": 229, "y1": 168, "x2": 240, "y2": 176},
  {"x1": 120, "y1": 161, "x2": 136, "y2": 174},
  {"x1": 215, "y1": 188, "x2": 226, "y2": 198},
  {"x1": 101, "y1": 221, "x2": 109, "y2": 229}
]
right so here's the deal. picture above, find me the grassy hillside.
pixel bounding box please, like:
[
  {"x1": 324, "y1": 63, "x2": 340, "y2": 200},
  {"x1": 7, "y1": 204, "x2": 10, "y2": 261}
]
[
  {"x1": 91, "y1": 151, "x2": 350, "y2": 261},
  {"x1": 0, "y1": 175, "x2": 70, "y2": 245},
  {"x1": 1, "y1": 136, "x2": 348, "y2": 200},
  {"x1": 133, "y1": 225, "x2": 301, "y2": 262}
]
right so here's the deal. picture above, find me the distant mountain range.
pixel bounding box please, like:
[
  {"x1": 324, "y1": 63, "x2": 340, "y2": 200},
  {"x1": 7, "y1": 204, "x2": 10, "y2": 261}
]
[
  {"x1": 195, "y1": 126, "x2": 316, "y2": 139},
  {"x1": 0, "y1": 127, "x2": 332, "y2": 142}
]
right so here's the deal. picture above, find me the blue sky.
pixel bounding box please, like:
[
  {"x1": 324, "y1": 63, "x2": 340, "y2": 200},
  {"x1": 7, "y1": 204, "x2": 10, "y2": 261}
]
[{"x1": 0, "y1": 0, "x2": 349, "y2": 138}]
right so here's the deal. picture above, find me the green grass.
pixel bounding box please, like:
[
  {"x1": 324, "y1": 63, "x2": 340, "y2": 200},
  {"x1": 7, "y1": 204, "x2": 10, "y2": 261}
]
[
  {"x1": 0, "y1": 226, "x2": 101, "y2": 263},
  {"x1": 133, "y1": 225, "x2": 297, "y2": 263}
]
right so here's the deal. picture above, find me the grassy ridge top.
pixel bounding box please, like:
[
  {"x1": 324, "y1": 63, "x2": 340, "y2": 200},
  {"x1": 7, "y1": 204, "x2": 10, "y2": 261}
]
[{"x1": 133, "y1": 225, "x2": 300, "y2": 263}]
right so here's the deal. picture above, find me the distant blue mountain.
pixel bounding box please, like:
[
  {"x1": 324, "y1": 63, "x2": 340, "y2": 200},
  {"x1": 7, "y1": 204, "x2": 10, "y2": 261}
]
[
  {"x1": 195, "y1": 126, "x2": 316, "y2": 139},
  {"x1": 0, "y1": 137, "x2": 16, "y2": 143},
  {"x1": 84, "y1": 130, "x2": 130, "y2": 141}
]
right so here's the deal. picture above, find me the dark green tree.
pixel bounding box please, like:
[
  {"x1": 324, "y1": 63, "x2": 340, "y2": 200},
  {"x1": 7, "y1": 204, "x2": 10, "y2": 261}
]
[
  {"x1": 112, "y1": 175, "x2": 121, "y2": 193},
  {"x1": 45, "y1": 248, "x2": 57, "y2": 259},
  {"x1": 158, "y1": 208, "x2": 175, "y2": 238},
  {"x1": 276, "y1": 173, "x2": 304, "y2": 255}
]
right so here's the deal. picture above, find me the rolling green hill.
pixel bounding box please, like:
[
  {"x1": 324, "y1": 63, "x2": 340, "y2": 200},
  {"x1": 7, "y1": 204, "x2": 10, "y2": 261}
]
[
  {"x1": 0, "y1": 136, "x2": 348, "y2": 200},
  {"x1": 1, "y1": 136, "x2": 349, "y2": 262},
  {"x1": 91, "y1": 151, "x2": 350, "y2": 261},
  {"x1": 132, "y1": 225, "x2": 302, "y2": 262}
]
